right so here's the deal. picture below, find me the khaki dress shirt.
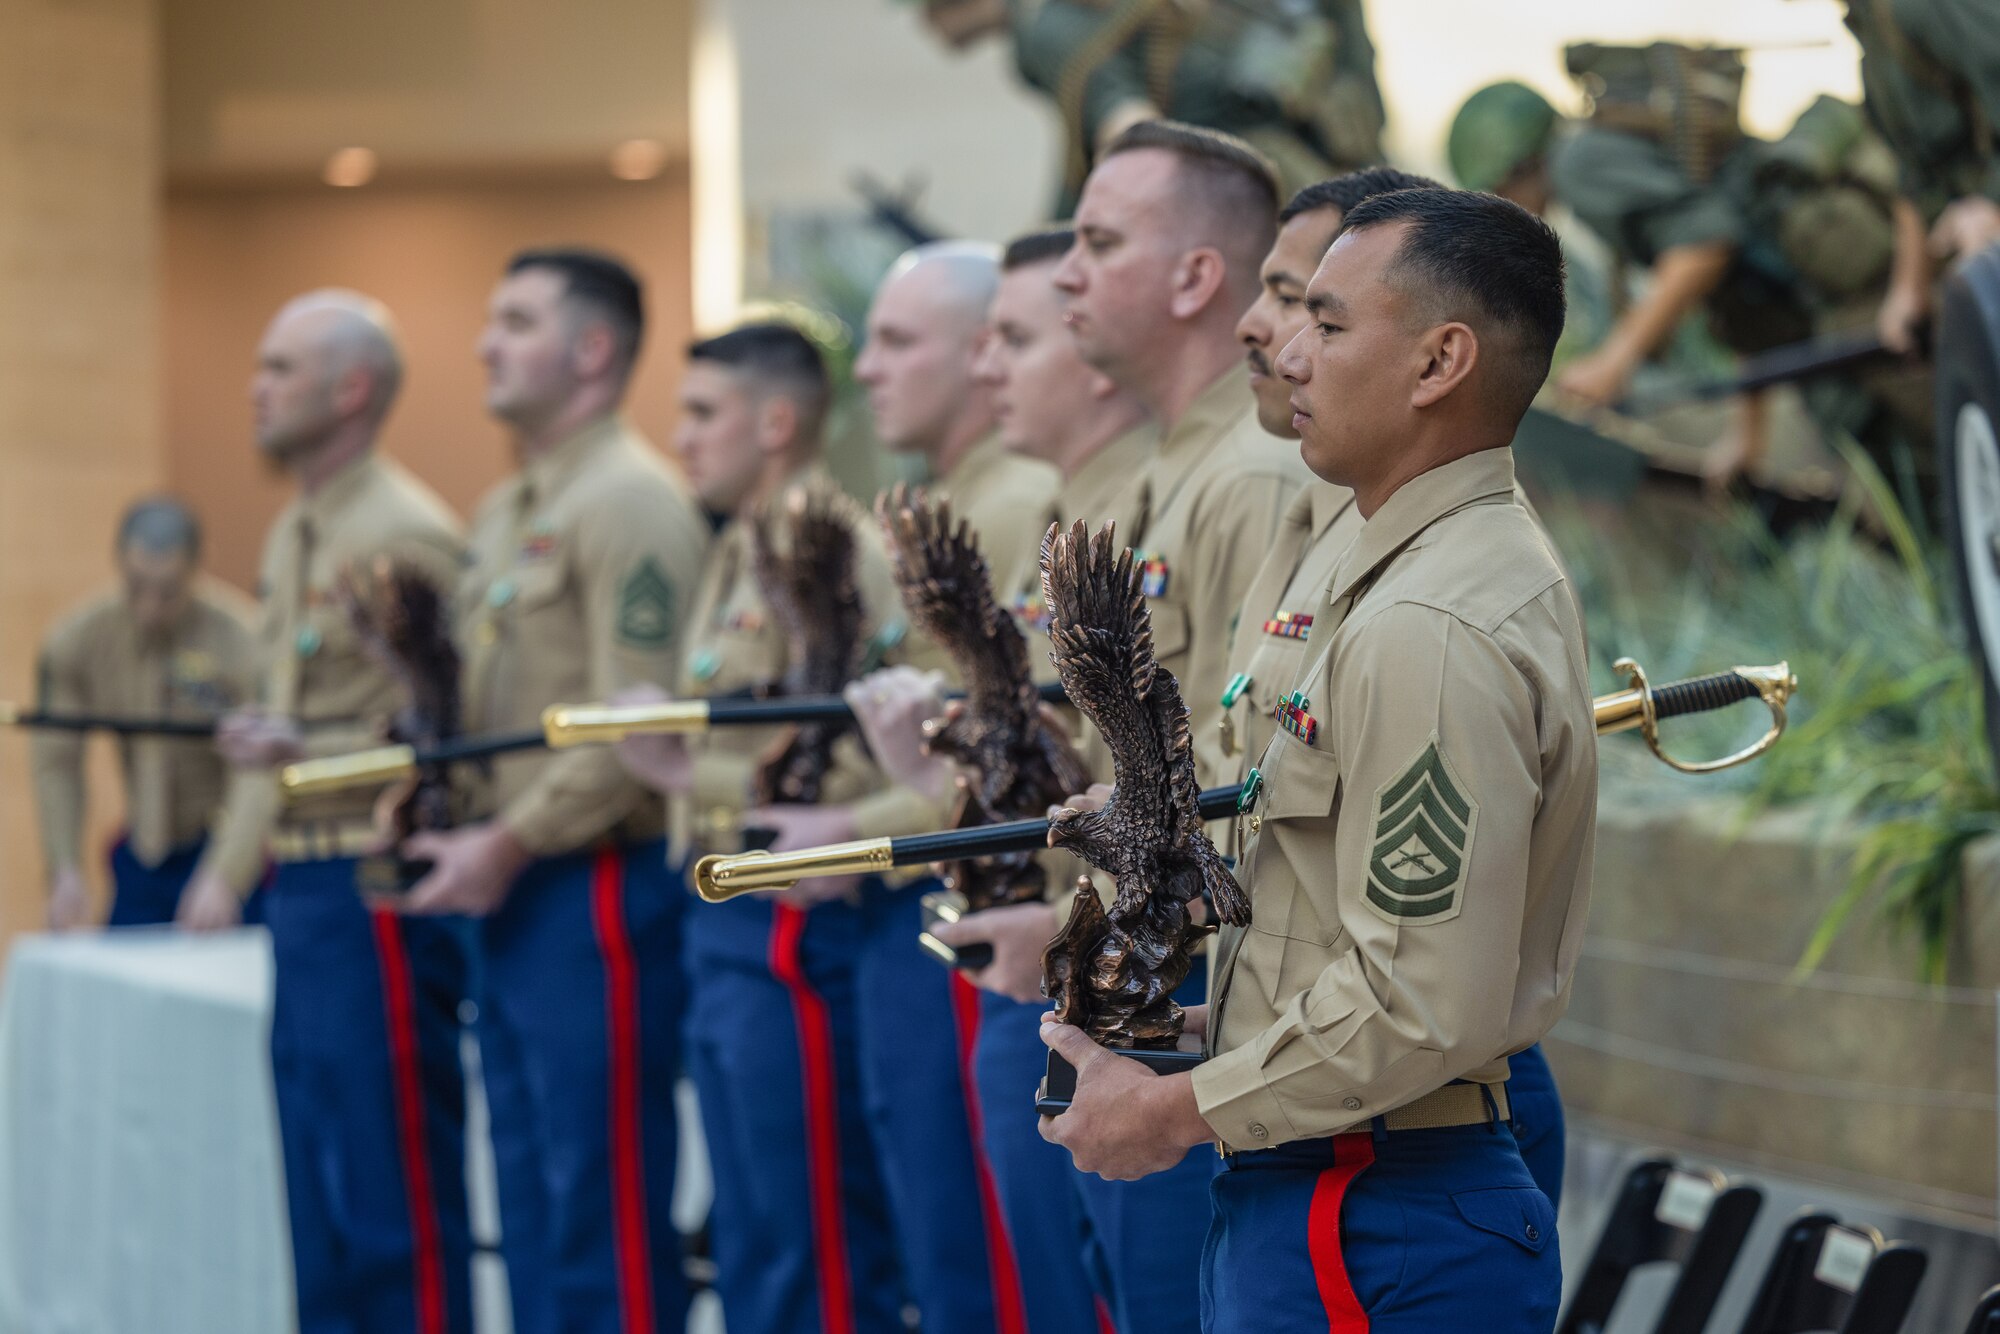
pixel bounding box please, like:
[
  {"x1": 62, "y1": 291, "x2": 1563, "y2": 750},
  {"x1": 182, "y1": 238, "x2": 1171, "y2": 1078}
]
[
  {"x1": 1107, "y1": 371, "x2": 1311, "y2": 789},
  {"x1": 670, "y1": 469, "x2": 943, "y2": 860},
  {"x1": 201, "y1": 453, "x2": 466, "y2": 893},
  {"x1": 31, "y1": 580, "x2": 257, "y2": 872},
  {"x1": 933, "y1": 433, "x2": 1060, "y2": 612},
  {"x1": 1215, "y1": 480, "x2": 1363, "y2": 789},
  {"x1": 457, "y1": 416, "x2": 711, "y2": 856},
  {"x1": 1193, "y1": 448, "x2": 1597, "y2": 1154}
]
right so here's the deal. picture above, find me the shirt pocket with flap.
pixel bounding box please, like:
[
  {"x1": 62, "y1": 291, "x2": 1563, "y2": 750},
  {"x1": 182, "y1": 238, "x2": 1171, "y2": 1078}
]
[
  {"x1": 1250, "y1": 725, "x2": 1346, "y2": 950},
  {"x1": 507, "y1": 561, "x2": 569, "y2": 619}
]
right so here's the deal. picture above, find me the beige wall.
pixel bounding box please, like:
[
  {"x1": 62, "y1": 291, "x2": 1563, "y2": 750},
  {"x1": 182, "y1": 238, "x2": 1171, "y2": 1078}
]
[
  {"x1": 164, "y1": 171, "x2": 694, "y2": 591},
  {"x1": 0, "y1": 0, "x2": 163, "y2": 934},
  {"x1": 164, "y1": 0, "x2": 689, "y2": 180}
]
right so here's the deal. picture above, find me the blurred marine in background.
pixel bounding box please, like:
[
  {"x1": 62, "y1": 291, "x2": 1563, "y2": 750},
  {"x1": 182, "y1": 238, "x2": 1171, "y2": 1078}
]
[
  {"x1": 190, "y1": 289, "x2": 476, "y2": 1334},
  {"x1": 405, "y1": 248, "x2": 711, "y2": 1334},
  {"x1": 30, "y1": 498, "x2": 255, "y2": 930}
]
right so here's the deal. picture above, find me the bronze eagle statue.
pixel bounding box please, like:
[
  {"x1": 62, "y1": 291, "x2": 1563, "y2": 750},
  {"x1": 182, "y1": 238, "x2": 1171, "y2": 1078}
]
[
  {"x1": 878, "y1": 484, "x2": 1092, "y2": 911},
  {"x1": 339, "y1": 557, "x2": 462, "y2": 873},
  {"x1": 750, "y1": 479, "x2": 868, "y2": 806},
  {"x1": 1038, "y1": 519, "x2": 1248, "y2": 1049}
]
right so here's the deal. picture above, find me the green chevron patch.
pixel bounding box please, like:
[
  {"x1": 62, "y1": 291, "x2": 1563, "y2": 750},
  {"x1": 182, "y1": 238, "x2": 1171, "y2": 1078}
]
[
  {"x1": 617, "y1": 557, "x2": 676, "y2": 648},
  {"x1": 1365, "y1": 735, "x2": 1477, "y2": 924}
]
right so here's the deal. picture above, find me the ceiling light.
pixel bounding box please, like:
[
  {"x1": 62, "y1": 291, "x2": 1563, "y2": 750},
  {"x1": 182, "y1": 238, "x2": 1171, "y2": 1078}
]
[
  {"x1": 609, "y1": 138, "x2": 667, "y2": 182},
  {"x1": 323, "y1": 147, "x2": 377, "y2": 188}
]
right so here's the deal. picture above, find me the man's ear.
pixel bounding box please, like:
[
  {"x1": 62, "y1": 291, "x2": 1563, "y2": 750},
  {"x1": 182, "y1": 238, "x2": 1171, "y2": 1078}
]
[
  {"x1": 1411, "y1": 322, "x2": 1479, "y2": 409},
  {"x1": 1167, "y1": 247, "x2": 1228, "y2": 321},
  {"x1": 572, "y1": 321, "x2": 619, "y2": 381},
  {"x1": 330, "y1": 366, "x2": 373, "y2": 419},
  {"x1": 756, "y1": 393, "x2": 800, "y2": 454}
]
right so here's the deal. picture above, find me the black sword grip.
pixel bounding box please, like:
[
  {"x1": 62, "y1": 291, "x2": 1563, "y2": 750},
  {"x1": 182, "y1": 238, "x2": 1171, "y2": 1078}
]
[
  {"x1": 706, "y1": 680, "x2": 1069, "y2": 727},
  {"x1": 888, "y1": 784, "x2": 1245, "y2": 867},
  {"x1": 9, "y1": 712, "x2": 219, "y2": 737},
  {"x1": 952, "y1": 943, "x2": 996, "y2": 971},
  {"x1": 1649, "y1": 670, "x2": 1760, "y2": 722}
]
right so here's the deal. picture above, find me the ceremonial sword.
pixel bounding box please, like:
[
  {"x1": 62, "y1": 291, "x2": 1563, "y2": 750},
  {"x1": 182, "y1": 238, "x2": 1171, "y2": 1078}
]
[
  {"x1": 0, "y1": 702, "x2": 221, "y2": 737},
  {"x1": 690, "y1": 658, "x2": 1797, "y2": 902},
  {"x1": 279, "y1": 681, "x2": 1073, "y2": 799}
]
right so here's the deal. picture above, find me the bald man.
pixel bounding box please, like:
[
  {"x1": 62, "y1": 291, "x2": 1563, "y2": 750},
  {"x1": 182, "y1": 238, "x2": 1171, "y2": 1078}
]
[
  {"x1": 856, "y1": 241, "x2": 1058, "y2": 588},
  {"x1": 731, "y1": 244, "x2": 1061, "y2": 1333},
  {"x1": 186, "y1": 291, "x2": 475, "y2": 1334}
]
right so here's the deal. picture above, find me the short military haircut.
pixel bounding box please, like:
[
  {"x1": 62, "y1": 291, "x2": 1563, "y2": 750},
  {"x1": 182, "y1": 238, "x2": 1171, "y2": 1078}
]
[
  {"x1": 117, "y1": 495, "x2": 201, "y2": 560},
  {"x1": 507, "y1": 246, "x2": 646, "y2": 372},
  {"x1": 1337, "y1": 188, "x2": 1567, "y2": 421},
  {"x1": 1002, "y1": 228, "x2": 1075, "y2": 270},
  {"x1": 1103, "y1": 120, "x2": 1280, "y2": 269},
  {"x1": 1280, "y1": 168, "x2": 1445, "y2": 224},
  {"x1": 688, "y1": 322, "x2": 832, "y2": 437}
]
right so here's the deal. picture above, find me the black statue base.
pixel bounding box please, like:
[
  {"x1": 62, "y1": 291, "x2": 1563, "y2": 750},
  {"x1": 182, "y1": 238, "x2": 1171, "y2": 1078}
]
[
  {"x1": 918, "y1": 888, "x2": 994, "y2": 971},
  {"x1": 355, "y1": 852, "x2": 434, "y2": 898},
  {"x1": 1036, "y1": 1043, "x2": 1204, "y2": 1116}
]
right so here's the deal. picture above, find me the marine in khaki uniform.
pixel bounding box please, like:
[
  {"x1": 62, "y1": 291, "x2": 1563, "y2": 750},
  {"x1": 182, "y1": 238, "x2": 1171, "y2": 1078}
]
[
  {"x1": 856, "y1": 240, "x2": 1060, "y2": 601},
  {"x1": 1229, "y1": 166, "x2": 1577, "y2": 1207},
  {"x1": 852, "y1": 244, "x2": 1054, "y2": 1332},
  {"x1": 618, "y1": 321, "x2": 1007, "y2": 1334},
  {"x1": 1041, "y1": 189, "x2": 1592, "y2": 1333},
  {"x1": 1050, "y1": 121, "x2": 1311, "y2": 792},
  {"x1": 1038, "y1": 120, "x2": 1304, "y2": 1333},
  {"x1": 31, "y1": 498, "x2": 255, "y2": 929},
  {"x1": 843, "y1": 226, "x2": 1156, "y2": 1334},
  {"x1": 183, "y1": 290, "x2": 476, "y2": 1334},
  {"x1": 400, "y1": 249, "x2": 708, "y2": 1334}
]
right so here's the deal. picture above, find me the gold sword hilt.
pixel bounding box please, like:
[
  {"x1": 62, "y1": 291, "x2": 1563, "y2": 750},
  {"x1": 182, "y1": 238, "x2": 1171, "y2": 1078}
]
[
  {"x1": 280, "y1": 744, "x2": 418, "y2": 798},
  {"x1": 691, "y1": 837, "x2": 897, "y2": 903},
  {"x1": 1595, "y1": 658, "x2": 1796, "y2": 774},
  {"x1": 539, "y1": 700, "x2": 713, "y2": 748}
]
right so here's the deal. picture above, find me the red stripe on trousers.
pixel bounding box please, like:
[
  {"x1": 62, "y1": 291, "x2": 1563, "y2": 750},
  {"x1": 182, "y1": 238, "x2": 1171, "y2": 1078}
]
[
  {"x1": 589, "y1": 848, "x2": 658, "y2": 1334},
  {"x1": 1095, "y1": 1296, "x2": 1118, "y2": 1334},
  {"x1": 1307, "y1": 1134, "x2": 1377, "y2": 1333},
  {"x1": 369, "y1": 908, "x2": 447, "y2": 1334},
  {"x1": 946, "y1": 973, "x2": 1029, "y2": 1334},
  {"x1": 769, "y1": 904, "x2": 856, "y2": 1334}
]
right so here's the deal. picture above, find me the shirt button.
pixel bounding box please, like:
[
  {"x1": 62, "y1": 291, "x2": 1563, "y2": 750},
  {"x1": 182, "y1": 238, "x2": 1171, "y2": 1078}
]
[
  {"x1": 1247, "y1": 1122, "x2": 1267, "y2": 1141},
  {"x1": 1343, "y1": 1096, "x2": 1362, "y2": 1111},
  {"x1": 1525, "y1": 1224, "x2": 1541, "y2": 1243}
]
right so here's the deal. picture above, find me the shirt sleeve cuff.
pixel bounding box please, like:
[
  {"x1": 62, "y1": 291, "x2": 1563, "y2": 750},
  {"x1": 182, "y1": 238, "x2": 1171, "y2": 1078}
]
[
  {"x1": 498, "y1": 797, "x2": 567, "y2": 858},
  {"x1": 1191, "y1": 1043, "x2": 1300, "y2": 1153},
  {"x1": 848, "y1": 784, "x2": 951, "y2": 841}
]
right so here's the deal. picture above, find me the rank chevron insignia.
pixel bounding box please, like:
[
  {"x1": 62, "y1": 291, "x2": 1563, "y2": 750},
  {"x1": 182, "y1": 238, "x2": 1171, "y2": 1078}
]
[
  {"x1": 617, "y1": 557, "x2": 676, "y2": 648},
  {"x1": 1366, "y1": 735, "x2": 1478, "y2": 923}
]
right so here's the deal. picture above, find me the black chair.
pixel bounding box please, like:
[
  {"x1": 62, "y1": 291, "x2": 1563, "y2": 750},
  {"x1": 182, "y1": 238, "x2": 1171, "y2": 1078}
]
[
  {"x1": 1735, "y1": 1211, "x2": 1927, "y2": 1334},
  {"x1": 1558, "y1": 1157, "x2": 1764, "y2": 1334},
  {"x1": 1961, "y1": 1286, "x2": 2000, "y2": 1334}
]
